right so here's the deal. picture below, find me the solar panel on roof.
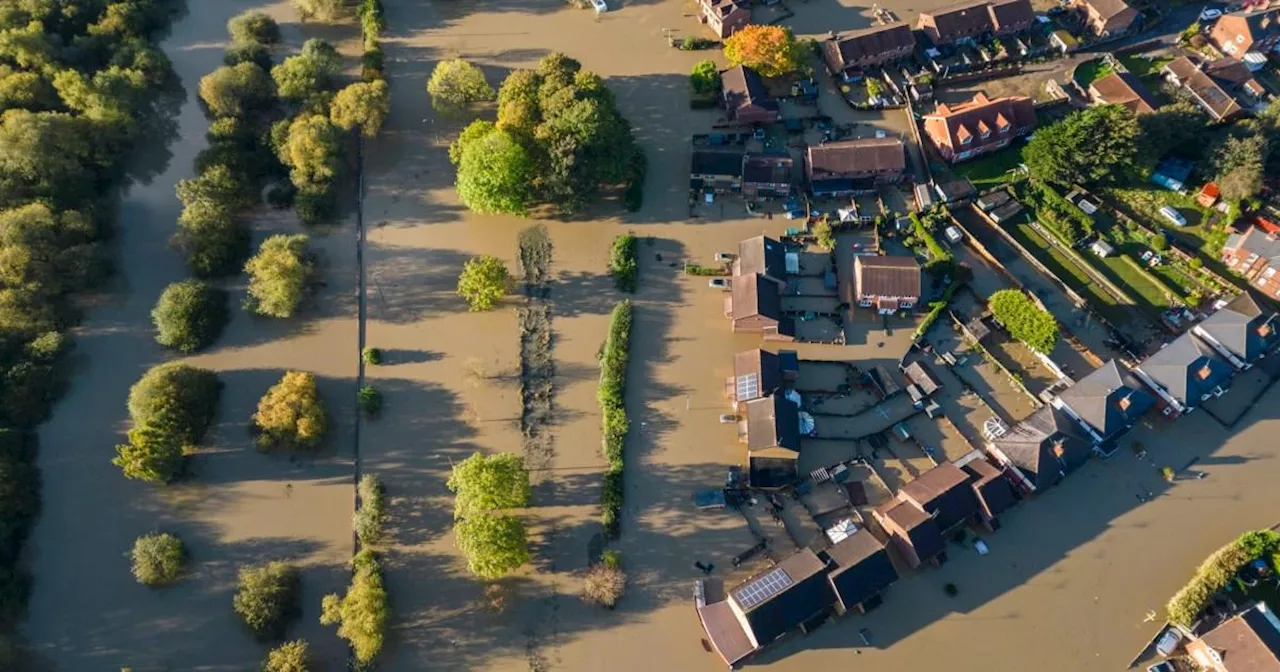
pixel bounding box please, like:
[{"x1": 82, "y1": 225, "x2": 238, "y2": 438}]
[
  {"x1": 736, "y1": 373, "x2": 760, "y2": 400},
  {"x1": 734, "y1": 566, "x2": 794, "y2": 609}
]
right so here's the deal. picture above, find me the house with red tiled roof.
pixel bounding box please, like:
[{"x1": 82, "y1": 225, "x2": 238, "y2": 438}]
[
  {"x1": 1210, "y1": 6, "x2": 1280, "y2": 60},
  {"x1": 1071, "y1": 0, "x2": 1139, "y2": 36},
  {"x1": 822, "y1": 23, "x2": 916, "y2": 80},
  {"x1": 921, "y1": 92, "x2": 1036, "y2": 163},
  {"x1": 1186, "y1": 602, "x2": 1280, "y2": 671},
  {"x1": 697, "y1": 0, "x2": 751, "y2": 39}
]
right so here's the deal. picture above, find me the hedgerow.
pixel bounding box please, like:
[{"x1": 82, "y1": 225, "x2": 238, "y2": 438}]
[
  {"x1": 598, "y1": 300, "x2": 632, "y2": 537},
  {"x1": 609, "y1": 233, "x2": 638, "y2": 293},
  {"x1": 1168, "y1": 530, "x2": 1280, "y2": 626}
]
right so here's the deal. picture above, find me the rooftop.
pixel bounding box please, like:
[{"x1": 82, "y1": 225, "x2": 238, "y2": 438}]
[
  {"x1": 854, "y1": 255, "x2": 922, "y2": 300},
  {"x1": 806, "y1": 138, "x2": 906, "y2": 179}
]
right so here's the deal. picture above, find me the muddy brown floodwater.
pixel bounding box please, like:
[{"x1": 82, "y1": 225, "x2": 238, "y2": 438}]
[{"x1": 20, "y1": 0, "x2": 1280, "y2": 670}]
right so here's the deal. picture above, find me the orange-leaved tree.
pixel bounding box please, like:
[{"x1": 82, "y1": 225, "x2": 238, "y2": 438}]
[{"x1": 723, "y1": 25, "x2": 804, "y2": 78}]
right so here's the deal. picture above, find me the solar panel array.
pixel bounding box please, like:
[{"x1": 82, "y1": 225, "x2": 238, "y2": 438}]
[
  {"x1": 734, "y1": 567, "x2": 793, "y2": 610},
  {"x1": 736, "y1": 373, "x2": 760, "y2": 401}
]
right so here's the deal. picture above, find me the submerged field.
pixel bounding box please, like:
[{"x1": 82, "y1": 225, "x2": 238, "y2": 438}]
[{"x1": 20, "y1": 0, "x2": 1280, "y2": 670}]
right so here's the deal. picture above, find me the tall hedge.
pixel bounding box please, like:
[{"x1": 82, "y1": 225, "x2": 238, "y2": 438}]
[
  {"x1": 598, "y1": 300, "x2": 632, "y2": 537},
  {"x1": 988, "y1": 289, "x2": 1059, "y2": 355},
  {"x1": 609, "y1": 233, "x2": 638, "y2": 293},
  {"x1": 1168, "y1": 530, "x2": 1280, "y2": 626}
]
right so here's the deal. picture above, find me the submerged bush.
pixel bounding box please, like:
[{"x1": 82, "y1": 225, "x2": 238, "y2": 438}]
[
  {"x1": 234, "y1": 561, "x2": 301, "y2": 640},
  {"x1": 609, "y1": 233, "x2": 638, "y2": 293},
  {"x1": 151, "y1": 279, "x2": 229, "y2": 353},
  {"x1": 131, "y1": 532, "x2": 183, "y2": 586},
  {"x1": 253, "y1": 371, "x2": 327, "y2": 451},
  {"x1": 321, "y1": 550, "x2": 387, "y2": 665}
]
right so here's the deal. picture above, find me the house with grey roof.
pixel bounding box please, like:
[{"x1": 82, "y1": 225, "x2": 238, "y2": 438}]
[
  {"x1": 1133, "y1": 333, "x2": 1234, "y2": 417},
  {"x1": 730, "y1": 349, "x2": 796, "y2": 404},
  {"x1": 1054, "y1": 359, "x2": 1154, "y2": 450},
  {"x1": 734, "y1": 235, "x2": 787, "y2": 286},
  {"x1": 988, "y1": 405, "x2": 1094, "y2": 492},
  {"x1": 1223, "y1": 226, "x2": 1280, "y2": 298},
  {"x1": 821, "y1": 532, "x2": 898, "y2": 615},
  {"x1": 741, "y1": 394, "x2": 801, "y2": 488},
  {"x1": 1193, "y1": 291, "x2": 1280, "y2": 370}
]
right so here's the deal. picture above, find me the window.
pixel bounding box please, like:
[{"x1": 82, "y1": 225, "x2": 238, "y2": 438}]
[
  {"x1": 900, "y1": 301, "x2": 914, "y2": 309},
  {"x1": 1265, "y1": 267, "x2": 1276, "y2": 278},
  {"x1": 960, "y1": 134, "x2": 972, "y2": 145},
  {"x1": 859, "y1": 298, "x2": 872, "y2": 307},
  {"x1": 980, "y1": 127, "x2": 990, "y2": 139}
]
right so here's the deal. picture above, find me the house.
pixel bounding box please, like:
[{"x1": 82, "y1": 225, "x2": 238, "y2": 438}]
[
  {"x1": 697, "y1": 0, "x2": 751, "y2": 39},
  {"x1": 917, "y1": 0, "x2": 994, "y2": 46},
  {"x1": 734, "y1": 235, "x2": 787, "y2": 286},
  {"x1": 988, "y1": 404, "x2": 1095, "y2": 492},
  {"x1": 742, "y1": 152, "x2": 793, "y2": 199},
  {"x1": 896, "y1": 462, "x2": 984, "y2": 533},
  {"x1": 721, "y1": 65, "x2": 780, "y2": 125},
  {"x1": 697, "y1": 549, "x2": 836, "y2": 668},
  {"x1": 1209, "y1": 6, "x2": 1280, "y2": 59},
  {"x1": 958, "y1": 455, "x2": 1017, "y2": 527},
  {"x1": 821, "y1": 532, "x2": 898, "y2": 615},
  {"x1": 1071, "y1": 0, "x2": 1138, "y2": 36},
  {"x1": 1223, "y1": 226, "x2": 1280, "y2": 298},
  {"x1": 1162, "y1": 56, "x2": 1266, "y2": 122},
  {"x1": 806, "y1": 138, "x2": 906, "y2": 197},
  {"x1": 742, "y1": 394, "x2": 801, "y2": 488},
  {"x1": 873, "y1": 498, "x2": 946, "y2": 569},
  {"x1": 727, "y1": 274, "x2": 793, "y2": 339},
  {"x1": 1187, "y1": 601, "x2": 1280, "y2": 672},
  {"x1": 987, "y1": 0, "x2": 1036, "y2": 36},
  {"x1": 853, "y1": 256, "x2": 922, "y2": 314},
  {"x1": 730, "y1": 349, "x2": 797, "y2": 403},
  {"x1": 1133, "y1": 332, "x2": 1234, "y2": 416},
  {"x1": 1088, "y1": 72, "x2": 1158, "y2": 116},
  {"x1": 822, "y1": 23, "x2": 915, "y2": 80},
  {"x1": 1193, "y1": 291, "x2": 1280, "y2": 369},
  {"x1": 691, "y1": 149, "x2": 745, "y2": 193},
  {"x1": 1054, "y1": 359, "x2": 1154, "y2": 447},
  {"x1": 922, "y1": 92, "x2": 1036, "y2": 163}
]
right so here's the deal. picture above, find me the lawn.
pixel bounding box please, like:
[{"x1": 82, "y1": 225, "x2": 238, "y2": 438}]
[
  {"x1": 1092, "y1": 252, "x2": 1175, "y2": 317},
  {"x1": 1073, "y1": 58, "x2": 1114, "y2": 87},
  {"x1": 1119, "y1": 54, "x2": 1172, "y2": 78},
  {"x1": 951, "y1": 147, "x2": 1026, "y2": 189},
  {"x1": 1004, "y1": 216, "x2": 1132, "y2": 325}
]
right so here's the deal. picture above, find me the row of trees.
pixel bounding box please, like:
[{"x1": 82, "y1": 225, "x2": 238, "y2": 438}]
[
  {"x1": 440, "y1": 53, "x2": 645, "y2": 216},
  {"x1": 448, "y1": 452, "x2": 532, "y2": 579}
]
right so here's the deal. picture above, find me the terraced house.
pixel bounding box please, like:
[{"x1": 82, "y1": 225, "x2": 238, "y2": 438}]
[
  {"x1": 1223, "y1": 225, "x2": 1280, "y2": 296},
  {"x1": 916, "y1": 0, "x2": 1034, "y2": 46},
  {"x1": 1209, "y1": 5, "x2": 1280, "y2": 60},
  {"x1": 822, "y1": 23, "x2": 916, "y2": 80}
]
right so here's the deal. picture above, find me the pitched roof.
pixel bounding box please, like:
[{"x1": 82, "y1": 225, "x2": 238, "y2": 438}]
[
  {"x1": 742, "y1": 152, "x2": 793, "y2": 186},
  {"x1": 691, "y1": 149, "x2": 744, "y2": 177},
  {"x1": 721, "y1": 65, "x2": 778, "y2": 117},
  {"x1": 806, "y1": 137, "x2": 906, "y2": 180},
  {"x1": 730, "y1": 549, "x2": 835, "y2": 645},
  {"x1": 923, "y1": 92, "x2": 1036, "y2": 150},
  {"x1": 734, "y1": 349, "x2": 783, "y2": 402},
  {"x1": 898, "y1": 462, "x2": 981, "y2": 532},
  {"x1": 823, "y1": 533, "x2": 898, "y2": 611},
  {"x1": 697, "y1": 599, "x2": 756, "y2": 666},
  {"x1": 1226, "y1": 225, "x2": 1280, "y2": 265},
  {"x1": 1083, "y1": 0, "x2": 1135, "y2": 21},
  {"x1": 919, "y1": 0, "x2": 995, "y2": 43},
  {"x1": 1164, "y1": 57, "x2": 1248, "y2": 121},
  {"x1": 879, "y1": 499, "x2": 946, "y2": 560},
  {"x1": 1139, "y1": 332, "x2": 1235, "y2": 405},
  {"x1": 903, "y1": 360, "x2": 942, "y2": 395},
  {"x1": 1090, "y1": 72, "x2": 1158, "y2": 115},
  {"x1": 737, "y1": 235, "x2": 787, "y2": 280},
  {"x1": 745, "y1": 394, "x2": 801, "y2": 452},
  {"x1": 1057, "y1": 359, "x2": 1154, "y2": 440},
  {"x1": 1217, "y1": 6, "x2": 1280, "y2": 50},
  {"x1": 1199, "y1": 602, "x2": 1280, "y2": 671},
  {"x1": 961, "y1": 458, "x2": 1017, "y2": 518},
  {"x1": 855, "y1": 255, "x2": 922, "y2": 299},
  {"x1": 731, "y1": 273, "x2": 783, "y2": 321},
  {"x1": 992, "y1": 405, "x2": 1094, "y2": 489},
  {"x1": 824, "y1": 23, "x2": 915, "y2": 70},
  {"x1": 1199, "y1": 291, "x2": 1280, "y2": 364},
  {"x1": 988, "y1": 0, "x2": 1035, "y2": 31}
]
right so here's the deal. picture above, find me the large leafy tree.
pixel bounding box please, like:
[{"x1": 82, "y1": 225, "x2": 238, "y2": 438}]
[
  {"x1": 126, "y1": 362, "x2": 222, "y2": 445},
  {"x1": 279, "y1": 113, "x2": 343, "y2": 190},
  {"x1": 245, "y1": 234, "x2": 312, "y2": 319},
  {"x1": 233, "y1": 561, "x2": 301, "y2": 640},
  {"x1": 456, "y1": 255, "x2": 512, "y2": 311},
  {"x1": 454, "y1": 513, "x2": 530, "y2": 579},
  {"x1": 989, "y1": 289, "x2": 1059, "y2": 355},
  {"x1": 454, "y1": 123, "x2": 533, "y2": 215},
  {"x1": 1210, "y1": 133, "x2": 1268, "y2": 202},
  {"x1": 151, "y1": 279, "x2": 229, "y2": 353},
  {"x1": 1137, "y1": 100, "x2": 1209, "y2": 165},
  {"x1": 113, "y1": 423, "x2": 184, "y2": 483},
  {"x1": 272, "y1": 39, "x2": 340, "y2": 110},
  {"x1": 130, "y1": 532, "x2": 184, "y2": 586},
  {"x1": 690, "y1": 60, "x2": 719, "y2": 95},
  {"x1": 427, "y1": 58, "x2": 495, "y2": 115},
  {"x1": 0, "y1": 109, "x2": 97, "y2": 207},
  {"x1": 253, "y1": 371, "x2": 327, "y2": 451},
  {"x1": 291, "y1": 0, "x2": 350, "y2": 22},
  {"x1": 0, "y1": 203, "x2": 99, "y2": 296},
  {"x1": 447, "y1": 451, "x2": 530, "y2": 518},
  {"x1": 320, "y1": 550, "x2": 387, "y2": 666},
  {"x1": 228, "y1": 10, "x2": 281, "y2": 46},
  {"x1": 722, "y1": 25, "x2": 804, "y2": 78},
  {"x1": 263, "y1": 640, "x2": 312, "y2": 672},
  {"x1": 1024, "y1": 104, "x2": 1139, "y2": 186},
  {"x1": 198, "y1": 62, "x2": 275, "y2": 118},
  {"x1": 330, "y1": 79, "x2": 389, "y2": 137}
]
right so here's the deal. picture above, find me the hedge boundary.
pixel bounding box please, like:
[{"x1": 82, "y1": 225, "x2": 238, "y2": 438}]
[
  {"x1": 1167, "y1": 529, "x2": 1280, "y2": 626},
  {"x1": 599, "y1": 300, "x2": 633, "y2": 538},
  {"x1": 609, "y1": 233, "x2": 638, "y2": 293}
]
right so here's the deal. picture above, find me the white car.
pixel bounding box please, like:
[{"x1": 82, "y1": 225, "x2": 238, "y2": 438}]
[
  {"x1": 1159, "y1": 205, "x2": 1187, "y2": 227},
  {"x1": 708, "y1": 278, "x2": 729, "y2": 289},
  {"x1": 715, "y1": 252, "x2": 736, "y2": 262},
  {"x1": 1200, "y1": 8, "x2": 1222, "y2": 21},
  {"x1": 592, "y1": 0, "x2": 608, "y2": 12}
]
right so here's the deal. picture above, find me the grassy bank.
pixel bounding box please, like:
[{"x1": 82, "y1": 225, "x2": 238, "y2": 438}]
[{"x1": 599, "y1": 300, "x2": 633, "y2": 538}]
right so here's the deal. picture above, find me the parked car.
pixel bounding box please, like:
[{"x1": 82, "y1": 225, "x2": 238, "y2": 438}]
[
  {"x1": 714, "y1": 252, "x2": 735, "y2": 262},
  {"x1": 1146, "y1": 662, "x2": 1174, "y2": 672},
  {"x1": 708, "y1": 278, "x2": 729, "y2": 289},
  {"x1": 1159, "y1": 205, "x2": 1187, "y2": 227},
  {"x1": 1200, "y1": 8, "x2": 1222, "y2": 21},
  {"x1": 592, "y1": 0, "x2": 608, "y2": 12}
]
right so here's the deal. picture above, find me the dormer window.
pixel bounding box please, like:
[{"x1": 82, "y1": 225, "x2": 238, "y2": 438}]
[
  {"x1": 996, "y1": 113, "x2": 1011, "y2": 134},
  {"x1": 978, "y1": 120, "x2": 991, "y2": 139}
]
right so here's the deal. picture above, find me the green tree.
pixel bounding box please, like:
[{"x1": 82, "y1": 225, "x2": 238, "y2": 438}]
[
  {"x1": 198, "y1": 63, "x2": 275, "y2": 118},
  {"x1": 357, "y1": 385, "x2": 382, "y2": 418},
  {"x1": 279, "y1": 114, "x2": 342, "y2": 190},
  {"x1": 320, "y1": 550, "x2": 387, "y2": 666},
  {"x1": 253, "y1": 371, "x2": 327, "y2": 451},
  {"x1": 427, "y1": 58, "x2": 495, "y2": 115},
  {"x1": 454, "y1": 513, "x2": 530, "y2": 579},
  {"x1": 175, "y1": 206, "x2": 249, "y2": 278},
  {"x1": 0, "y1": 69, "x2": 56, "y2": 112},
  {"x1": 0, "y1": 203, "x2": 99, "y2": 295},
  {"x1": 353, "y1": 474, "x2": 387, "y2": 546},
  {"x1": 228, "y1": 10, "x2": 281, "y2": 45},
  {"x1": 178, "y1": 163, "x2": 255, "y2": 213},
  {"x1": 447, "y1": 452, "x2": 531, "y2": 518},
  {"x1": 151, "y1": 279, "x2": 229, "y2": 353},
  {"x1": 291, "y1": 0, "x2": 350, "y2": 22},
  {"x1": 689, "y1": 60, "x2": 719, "y2": 95},
  {"x1": 455, "y1": 125, "x2": 533, "y2": 215},
  {"x1": 449, "y1": 119, "x2": 495, "y2": 165},
  {"x1": 1138, "y1": 100, "x2": 1209, "y2": 165},
  {"x1": 272, "y1": 40, "x2": 340, "y2": 109},
  {"x1": 126, "y1": 363, "x2": 222, "y2": 445},
  {"x1": 456, "y1": 255, "x2": 512, "y2": 311},
  {"x1": 1211, "y1": 133, "x2": 1268, "y2": 201},
  {"x1": 0, "y1": 109, "x2": 97, "y2": 207},
  {"x1": 329, "y1": 79, "x2": 389, "y2": 137},
  {"x1": 245, "y1": 234, "x2": 312, "y2": 319},
  {"x1": 234, "y1": 561, "x2": 301, "y2": 640},
  {"x1": 263, "y1": 640, "x2": 311, "y2": 672},
  {"x1": 722, "y1": 25, "x2": 804, "y2": 77},
  {"x1": 130, "y1": 532, "x2": 183, "y2": 586},
  {"x1": 988, "y1": 289, "x2": 1059, "y2": 355},
  {"x1": 113, "y1": 424, "x2": 184, "y2": 483},
  {"x1": 224, "y1": 42, "x2": 272, "y2": 70},
  {"x1": 1024, "y1": 104, "x2": 1139, "y2": 186}
]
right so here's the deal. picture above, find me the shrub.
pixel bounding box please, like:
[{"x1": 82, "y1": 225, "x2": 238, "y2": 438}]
[
  {"x1": 131, "y1": 532, "x2": 183, "y2": 586},
  {"x1": 609, "y1": 233, "x2": 638, "y2": 293},
  {"x1": 813, "y1": 219, "x2": 836, "y2": 251},
  {"x1": 330, "y1": 80, "x2": 390, "y2": 137},
  {"x1": 353, "y1": 474, "x2": 387, "y2": 547},
  {"x1": 457, "y1": 255, "x2": 512, "y2": 311},
  {"x1": 454, "y1": 513, "x2": 530, "y2": 579},
  {"x1": 263, "y1": 640, "x2": 311, "y2": 672},
  {"x1": 151, "y1": 280, "x2": 229, "y2": 353},
  {"x1": 944, "y1": 583, "x2": 958, "y2": 597},
  {"x1": 362, "y1": 347, "x2": 383, "y2": 365},
  {"x1": 599, "y1": 300, "x2": 632, "y2": 537},
  {"x1": 988, "y1": 289, "x2": 1059, "y2": 355},
  {"x1": 253, "y1": 371, "x2": 327, "y2": 451},
  {"x1": 361, "y1": 47, "x2": 385, "y2": 82},
  {"x1": 228, "y1": 11, "x2": 281, "y2": 45},
  {"x1": 447, "y1": 452, "x2": 530, "y2": 519},
  {"x1": 291, "y1": 0, "x2": 350, "y2": 22},
  {"x1": 690, "y1": 60, "x2": 719, "y2": 95},
  {"x1": 602, "y1": 549, "x2": 622, "y2": 569},
  {"x1": 1161, "y1": 465, "x2": 1175, "y2": 482},
  {"x1": 126, "y1": 363, "x2": 222, "y2": 445},
  {"x1": 234, "y1": 561, "x2": 301, "y2": 640},
  {"x1": 113, "y1": 425, "x2": 184, "y2": 483},
  {"x1": 427, "y1": 59, "x2": 495, "y2": 115},
  {"x1": 624, "y1": 151, "x2": 647, "y2": 213},
  {"x1": 910, "y1": 211, "x2": 951, "y2": 263},
  {"x1": 245, "y1": 234, "x2": 313, "y2": 318},
  {"x1": 321, "y1": 550, "x2": 388, "y2": 665},
  {"x1": 583, "y1": 563, "x2": 626, "y2": 608},
  {"x1": 358, "y1": 385, "x2": 382, "y2": 418},
  {"x1": 359, "y1": 0, "x2": 386, "y2": 42},
  {"x1": 224, "y1": 42, "x2": 272, "y2": 70},
  {"x1": 1167, "y1": 530, "x2": 1280, "y2": 625},
  {"x1": 199, "y1": 63, "x2": 275, "y2": 119}
]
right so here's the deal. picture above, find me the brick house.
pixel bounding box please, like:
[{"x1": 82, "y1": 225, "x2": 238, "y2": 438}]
[
  {"x1": 1088, "y1": 71, "x2": 1159, "y2": 115},
  {"x1": 721, "y1": 65, "x2": 780, "y2": 125},
  {"x1": 698, "y1": 0, "x2": 751, "y2": 39},
  {"x1": 690, "y1": 149, "x2": 745, "y2": 193},
  {"x1": 1163, "y1": 56, "x2": 1267, "y2": 122},
  {"x1": 916, "y1": 0, "x2": 1033, "y2": 46},
  {"x1": 742, "y1": 152, "x2": 793, "y2": 199},
  {"x1": 822, "y1": 23, "x2": 916, "y2": 80},
  {"x1": 921, "y1": 92, "x2": 1036, "y2": 163},
  {"x1": 1186, "y1": 602, "x2": 1280, "y2": 672},
  {"x1": 726, "y1": 274, "x2": 794, "y2": 340},
  {"x1": 1210, "y1": 6, "x2": 1280, "y2": 59},
  {"x1": 806, "y1": 137, "x2": 906, "y2": 197},
  {"x1": 987, "y1": 0, "x2": 1036, "y2": 36},
  {"x1": 1071, "y1": 0, "x2": 1138, "y2": 37},
  {"x1": 853, "y1": 255, "x2": 921, "y2": 313},
  {"x1": 1223, "y1": 225, "x2": 1280, "y2": 298}
]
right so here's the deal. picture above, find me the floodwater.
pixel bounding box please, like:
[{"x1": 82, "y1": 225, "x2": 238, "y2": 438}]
[
  {"x1": 23, "y1": 1, "x2": 359, "y2": 668},
  {"x1": 21, "y1": 0, "x2": 1280, "y2": 670}
]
